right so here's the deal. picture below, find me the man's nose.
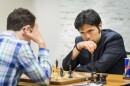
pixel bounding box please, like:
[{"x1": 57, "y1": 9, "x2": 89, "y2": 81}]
[{"x1": 85, "y1": 33, "x2": 91, "y2": 39}]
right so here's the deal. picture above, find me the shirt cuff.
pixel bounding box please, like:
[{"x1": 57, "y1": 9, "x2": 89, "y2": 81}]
[
  {"x1": 39, "y1": 48, "x2": 49, "y2": 52},
  {"x1": 38, "y1": 48, "x2": 49, "y2": 59}
]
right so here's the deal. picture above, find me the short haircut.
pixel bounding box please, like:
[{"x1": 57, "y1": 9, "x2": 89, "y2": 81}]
[
  {"x1": 7, "y1": 8, "x2": 36, "y2": 31},
  {"x1": 74, "y1": 9, "x2": 102, "y2": 30}
]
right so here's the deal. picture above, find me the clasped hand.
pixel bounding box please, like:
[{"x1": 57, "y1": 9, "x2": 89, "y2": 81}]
[{"x1": 77, "y1": 41, "x2": 97, "y2": 54}]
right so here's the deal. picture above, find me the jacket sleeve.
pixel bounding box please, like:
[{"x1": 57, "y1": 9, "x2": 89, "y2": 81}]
[
  {"x1": 62, "y1": 50, "x2": 80, "y2": 71},
  {"x1": 62, "y1": 36, "x2": 84, "y2": 71},
  {"x1": 75, "y1": 34, "x2": 126, "y2": 73}
]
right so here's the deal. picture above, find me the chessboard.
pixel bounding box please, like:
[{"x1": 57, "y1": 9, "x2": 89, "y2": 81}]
[
  {"x1": 20, "y1": 59, "x2": 108, "y2": 85},
  {"x1": 50, "y1": 66, "x2": 91, "y2": 85}
]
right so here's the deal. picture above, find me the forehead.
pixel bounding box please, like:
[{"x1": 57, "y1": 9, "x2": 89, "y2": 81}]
[{"x1": 79, "y1": 24, "x2": 95, "y2": 31}]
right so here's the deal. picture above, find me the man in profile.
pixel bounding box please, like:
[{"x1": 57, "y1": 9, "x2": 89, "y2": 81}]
[
  {"x1": 62, "y1": 9, "x2": 126, "y2": 74},
  {"x1": 0, "y1": 8, "x2": 51, "y2": 85}
]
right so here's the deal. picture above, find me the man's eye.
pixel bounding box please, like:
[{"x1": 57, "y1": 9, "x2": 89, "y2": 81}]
[
  {"x1": 80, "y1": 32, "x2": 84, "y2": 34},
  {"x1": 88, "y1": 30, "x2": 93, "y2": 33}
]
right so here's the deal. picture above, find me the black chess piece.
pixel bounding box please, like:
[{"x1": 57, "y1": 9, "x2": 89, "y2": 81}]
[
  {"x1": 90, "y1": 54, "x2": 96, "y2": 83},
  {"x1": 90, "y1": 72, "x2": 95, "y2": 83},
  {"x1": 68, "y1": 64, "x2": 73, "y2": 78},
  {"x1": 90, "y1": 77, "x2": 95, "y2": 83},
  {"x1": 60, "y1": 68, "x2": 64, "y2": 77},
  {"x1": 56, "y1": 59, "x2": 58, "y2": 68},
  {"x1": 101, "y1": 73, "x2": 107, "y2": 84},
  {"x1": 68, "y1": 64, "x2": 73, "y2": 74},
  {"x1": 96, "y1": 74, "x2": 101, "y2": 84}
]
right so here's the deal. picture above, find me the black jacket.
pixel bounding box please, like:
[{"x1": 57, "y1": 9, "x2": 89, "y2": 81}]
[{"x1": 62, "y1": 29, "x2": 126, "y2": 74}]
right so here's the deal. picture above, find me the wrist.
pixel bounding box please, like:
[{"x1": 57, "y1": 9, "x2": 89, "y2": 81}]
[
  {"x1": 75, "y1": 43, "x2": 81, "y2": 52},
  {"x1": 38, "y1": 42, "x2": 46, "y2": 48}
]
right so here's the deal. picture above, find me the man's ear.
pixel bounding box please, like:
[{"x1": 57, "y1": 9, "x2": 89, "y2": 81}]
[
  {"x1": 30, "y1": 29, "x2": 32, "y2": 33},
  {"x1": 26, "y1": 25, "x2": 32, "y2": 33},
  {"x1": 22, "y1": 25, "x2": 31, "y2": 34}
]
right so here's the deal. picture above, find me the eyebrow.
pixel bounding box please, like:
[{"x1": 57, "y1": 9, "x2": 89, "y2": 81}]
[
  {"x1": 80, "y1": 29, "x2": 94, "y2": 33},
  {"x1": 87, "y1": 29, "x2": 94, "y2": 32}
]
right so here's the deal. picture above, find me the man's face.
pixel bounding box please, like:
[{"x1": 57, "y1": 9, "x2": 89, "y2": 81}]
[{"x1": 79, "y1": 24, "x2": 102, "y2": 43}]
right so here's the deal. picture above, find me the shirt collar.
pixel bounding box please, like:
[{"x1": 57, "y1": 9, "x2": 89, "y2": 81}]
[{"x1": 0, "y1": 30, "x2": 18, "y2": 39}]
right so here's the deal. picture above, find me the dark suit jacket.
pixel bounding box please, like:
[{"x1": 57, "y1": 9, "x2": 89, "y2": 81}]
[{"x1": 62, "y1": 29, "x2": 126, "y2": 74}]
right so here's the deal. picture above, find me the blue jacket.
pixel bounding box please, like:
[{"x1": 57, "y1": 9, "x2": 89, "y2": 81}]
[{"x1": 62, "y1": 29, "x2": 126, "y2": 74}]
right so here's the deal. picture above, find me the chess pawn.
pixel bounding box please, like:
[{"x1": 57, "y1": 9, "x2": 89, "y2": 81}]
[
  {"x1": 68, "y1": 64, "x2": 73, "y2": 78},
  {"x1": 101, "y1": 73, "x2": 107, "y2": 84},
  {"x1": 53, "y1": 66, "x2": 58, "y2": 79},
  {"x1": 56, "y1": 67, "x2": 62, "y2": 79},
  {"x1": 60, "y1": 68, "x2": 64, "y2": 77},
  {"x1": 51, "y1": 66, "x2": 57, "y2": 78},
  {"x1": 96, "y1": 74, "x2": 101, "y2": 84}
]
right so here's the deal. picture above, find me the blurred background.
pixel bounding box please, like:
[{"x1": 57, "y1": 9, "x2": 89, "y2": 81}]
[{"x1": 0, "y1": 0, "x2": 130, "y2": 66}]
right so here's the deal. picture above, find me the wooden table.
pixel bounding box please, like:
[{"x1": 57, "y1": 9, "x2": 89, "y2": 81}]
[
  {"x1": 19, "y1": 72, "x2": 130, "y2": 86},
  {"x1": 104, "y1": 74, "x2": 130, "y2": 86}
]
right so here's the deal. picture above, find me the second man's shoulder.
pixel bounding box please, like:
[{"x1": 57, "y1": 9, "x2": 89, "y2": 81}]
[{"x1": 102, "y1": 29, "x2": 123, "y2": 41}]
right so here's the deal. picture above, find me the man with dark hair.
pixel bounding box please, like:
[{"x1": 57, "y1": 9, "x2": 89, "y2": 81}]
[
  {"x1": 0, "y1": 8, "x2": 51, "y2": 85},
  {"x1": 62, "y1": 9, "x2": 126, "y2": 74}
]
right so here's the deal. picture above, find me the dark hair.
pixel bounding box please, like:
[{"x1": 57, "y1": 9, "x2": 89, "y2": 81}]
[
  {"x1": 74, "y1": 9, "x2": 102, "y2": 30},
  {"x1": 7, "y1": 8, "x2": 36, "y2": 31}
]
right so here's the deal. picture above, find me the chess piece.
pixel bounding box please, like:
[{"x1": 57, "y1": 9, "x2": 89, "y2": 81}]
[
  {"x1": 53, "y1": 66, "x2": 58, "y2": 79},
  {"x1": 90, "y1": 72, "x2": 95, "y2": 83},
  {"x1": 96, "y1": 74, "x2": 100, "y2": 84},
  {"x1": 68, "y1": 64, "x2": 73, "y2": 78},
  {"x1": 56, "y1": 67, "x2": 62, "y2": 79},
  {"x1": 89, "y1": 71, "x2": 96, "y2": 83},
  {"x1": 51, "y1": 66, "x2": 57, "y2": 78},
  {"x1": 90, "y1": 54, "x2": 96, "y2": 83},
  {"x1": 56, "y1": 59, "x2": 58, "y2": 68},
  {"x1": 60, "y1": 68, "x2": 64, "y2": 77},
  {"x1": 101, "y1": 73, "x2": 107, "y2": 84},
  {"x1": 52, "y1": 59, "x2": 64, "y2": 79}
]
